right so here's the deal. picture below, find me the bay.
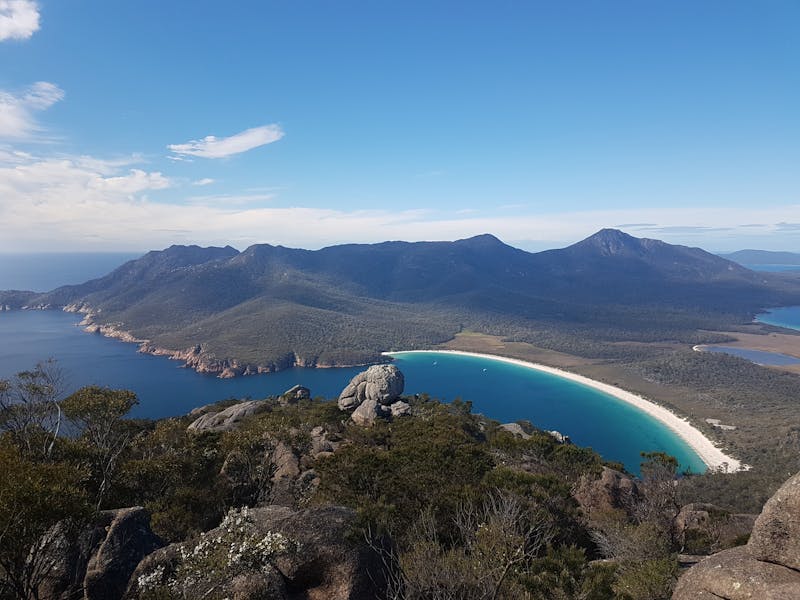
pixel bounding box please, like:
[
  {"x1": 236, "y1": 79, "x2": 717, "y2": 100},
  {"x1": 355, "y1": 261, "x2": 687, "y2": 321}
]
[
  {"x1": 0, "y1": 310, "x2": 706, "y2": 474},
  {"x1": 756, "y1": 306, "x2": 800, "y2": 331}
]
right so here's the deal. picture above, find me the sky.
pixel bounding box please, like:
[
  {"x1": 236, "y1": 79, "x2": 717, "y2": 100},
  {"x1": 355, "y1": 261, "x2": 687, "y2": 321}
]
[{"x1": 0, "y1": 1, "x2": 798, "y2": 253}]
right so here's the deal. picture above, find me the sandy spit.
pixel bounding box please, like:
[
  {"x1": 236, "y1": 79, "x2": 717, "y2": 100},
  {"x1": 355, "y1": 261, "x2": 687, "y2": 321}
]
[{"x1": 383, "y1": 349, "x2": 747, "y2": 473}]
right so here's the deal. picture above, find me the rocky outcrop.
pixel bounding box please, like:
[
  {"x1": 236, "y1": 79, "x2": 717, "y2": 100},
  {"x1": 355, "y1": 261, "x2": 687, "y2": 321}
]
[
  {"x1": 270, "y1": 442, "x2": 301, "y2": 506},
  {"x1": 40, "y1": 507, "x2": 162, "y2": 600},
  {"x1": 673, "y1": 545, "x2": 800, "y2": 599},
  {"x1": 83, "y1": 508, "x2": 164, "y2": 600},
  {"x1": 125, "y1": 505, "x2": 388, "y2": 600},
  {"x1": 500, "y1": 422, "x2": 531, "y2": 439},
  {"x1": 673, "y1": 470, "x2": 800, "y2": 599},
  {"x1": 748, "y1": 470, "x2": 800, "y2": 570},
  {"x1": 338, "y1": 365, "x2": 408, "y2": 425},
  {"x1": 187, "y1": 400, "x2": 270, "y2": 433},
  {"x1": 280, "y1": 384, "x2": 311, "y2": 406},
  {"x1": 674, "y1": 503, "x2": 756, "y2": 554},
  {"x1": 338, "y1": 365, "x2": 404, "y2": 410},
  {"x1": 573, "y1": 467, "x2": 640, "y2": 520},
  {"x1": 547, "y1": 430, "x2": 571, "y2": 444}
]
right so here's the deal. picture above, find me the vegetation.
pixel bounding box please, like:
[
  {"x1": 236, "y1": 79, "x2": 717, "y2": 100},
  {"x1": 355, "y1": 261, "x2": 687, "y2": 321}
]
[{"x1": 4, "y1": 359, "x2": 781, "y2": 599}]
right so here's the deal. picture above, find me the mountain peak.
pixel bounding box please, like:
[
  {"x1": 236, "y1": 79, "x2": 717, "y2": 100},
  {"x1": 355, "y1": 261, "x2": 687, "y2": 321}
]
[
  {"x1": 570, "y1": 229, "x2": 652, "y2": 257},
  {"x1": 455, "y1": 233, "x2": 507, "y2": 247}
]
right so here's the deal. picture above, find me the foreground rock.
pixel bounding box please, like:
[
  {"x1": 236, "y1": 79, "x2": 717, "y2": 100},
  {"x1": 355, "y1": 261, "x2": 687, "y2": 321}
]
[
  {"x1": 338, "y1": 365, "x2": 408, "y2": 425},
  {"x1": 187, "y1": 400, "x2": 270, "y2": 433},
  {"x1": 673, "y1": 470, "x2": 800, "y2": 599},
  {"x1": 41, "y1": 507, "x2": 162, "y2": 600},
  {"x1": 748, "y1": 469, "x2": 800, "y2": 570},
  {"x1": 126, "y1": 505, "x2": 387, "y2": 600}
]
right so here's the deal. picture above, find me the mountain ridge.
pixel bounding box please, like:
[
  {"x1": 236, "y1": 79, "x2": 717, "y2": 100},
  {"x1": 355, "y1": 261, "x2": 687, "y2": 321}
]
[{"x1": 3, "y1": 229, "x2": 799, "y2": 374}]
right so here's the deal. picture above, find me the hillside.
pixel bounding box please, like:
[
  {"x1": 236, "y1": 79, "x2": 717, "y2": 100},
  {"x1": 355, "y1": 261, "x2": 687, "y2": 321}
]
[
  {"x1": 6, "y1": 229, "x2": 800, "y2": 374},
  {"x1": 3, "y1": 365, "x2": 789, "y2": 600}
]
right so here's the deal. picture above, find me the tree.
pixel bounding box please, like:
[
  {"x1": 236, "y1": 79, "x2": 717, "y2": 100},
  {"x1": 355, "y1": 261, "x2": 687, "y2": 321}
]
[
  {"x1": 636, "y1": 452, "x2": 681, "y2": 542},
  {"x1": 376, "y1": 491, "x2": 554, "y2": 600},
  {"x1": 61, "y1": 386, "x2": 138, "y2": 510},
  {"x1": 0, "y1": 360, "x2": 63, "y2": 460},
  {"x1": 0, "y1": 441, "x2": 88, "y2": 600}
]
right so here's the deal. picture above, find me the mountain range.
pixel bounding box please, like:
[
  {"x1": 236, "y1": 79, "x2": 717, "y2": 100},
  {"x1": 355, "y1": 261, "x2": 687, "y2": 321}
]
[{"x1": 3, "y1": 229, "x2": 799, "y2": 374}]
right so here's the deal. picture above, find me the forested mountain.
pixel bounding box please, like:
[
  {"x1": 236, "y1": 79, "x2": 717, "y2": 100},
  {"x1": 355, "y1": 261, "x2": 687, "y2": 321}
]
[{"x1": 5, "y1": 229, "x2": 800, "y2": 372}]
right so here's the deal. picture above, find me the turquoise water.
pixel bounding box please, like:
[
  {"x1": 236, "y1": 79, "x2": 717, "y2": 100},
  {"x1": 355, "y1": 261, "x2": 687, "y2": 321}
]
[
  {"x1": 0, "y1": 310, "x2": 707, "y2": 474},
  {"x1": 756, "y1": 306, "x2": 800, "y2": 331},
  {"x1": 389, "y1": 352, "x2": 706, "y2": 475},
  {"x1": 700, "y1": 345, "x2": 800, "y2": 366}
]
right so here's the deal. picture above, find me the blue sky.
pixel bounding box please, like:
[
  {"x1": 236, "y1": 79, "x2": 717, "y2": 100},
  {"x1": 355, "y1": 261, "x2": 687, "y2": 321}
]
[{"x1": 0, "y1": 1, "x2": 798, "y2": 252}]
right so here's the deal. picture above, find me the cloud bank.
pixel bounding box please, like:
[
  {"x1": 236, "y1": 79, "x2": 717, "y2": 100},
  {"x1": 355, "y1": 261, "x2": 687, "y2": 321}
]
[
  {"x1": 0, "y1": 0, "x2": 39, "y2": 41},
  {"x1": 1, "y1": 150, "x2": 798, "y2": 253},
  {"x1": 168, "y1": 125, "x2": 284, "y2": 159}
]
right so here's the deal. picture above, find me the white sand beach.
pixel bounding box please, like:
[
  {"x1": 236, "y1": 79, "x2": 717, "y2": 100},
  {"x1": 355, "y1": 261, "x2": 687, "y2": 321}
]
[{"x1": 383, "y1": 349, "x2": 746, "y2": 473}]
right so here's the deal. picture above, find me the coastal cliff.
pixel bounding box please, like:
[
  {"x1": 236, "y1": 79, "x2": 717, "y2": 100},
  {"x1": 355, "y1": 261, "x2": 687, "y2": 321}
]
[{"x1": 66, "y1": 302, "x2": 384, "y2": 378}]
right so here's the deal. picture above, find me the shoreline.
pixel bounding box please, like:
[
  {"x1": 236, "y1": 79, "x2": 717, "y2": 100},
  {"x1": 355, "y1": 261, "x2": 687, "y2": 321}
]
[{"x1": 384, "y1": 349, "x2": 747, "y2": 473}]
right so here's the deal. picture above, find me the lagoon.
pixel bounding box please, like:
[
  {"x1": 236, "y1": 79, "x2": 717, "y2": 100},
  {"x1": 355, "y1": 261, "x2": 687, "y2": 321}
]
[
  {"x1": 0, "y1": 310, "x2": 707, "y2": 474},
  {"x1": 699, "y1": 345, "x2": 800, "y2": 366}
]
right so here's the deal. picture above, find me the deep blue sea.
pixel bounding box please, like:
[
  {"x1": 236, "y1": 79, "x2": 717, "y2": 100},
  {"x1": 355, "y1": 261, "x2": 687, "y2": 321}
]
[
  {"x1": 0, "y1": 310, "x2": 707, "y2": 474},
  {"x1": 0, "y1": 252, "x2": 142, "y2": 292}
]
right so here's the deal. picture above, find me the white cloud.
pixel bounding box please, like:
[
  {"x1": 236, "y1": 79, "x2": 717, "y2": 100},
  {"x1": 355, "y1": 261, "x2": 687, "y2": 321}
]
[
  {"x1": 192, "y1": 178, "x2": 215, "y2": 186},
  {"x1": 0, "y1": 81, "x2": 64, "y2": 139},
  {"x1": 1, "y1": 150, "x2": 798, "y2": 252},
  {"x1": 89, "y1": 169, "x2": 171, "y2": 194},
  {"x1": 185, "y1": 193, "x2": 275, "y2": 207},
  {"x1": 0, "y1": 0, "x2": 39, "y2": 41},
  {"x1": 168, "y1": 125, "x2": 284, "y2": 159}
]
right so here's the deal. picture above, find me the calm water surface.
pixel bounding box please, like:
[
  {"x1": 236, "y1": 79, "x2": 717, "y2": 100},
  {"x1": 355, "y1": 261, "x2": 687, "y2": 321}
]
[
  {"x1": 700, "y1": 345, "x2": 800, "y2": 366},
  {"x1": 0, "y1": 310, "x2": 706, "y2": 474},
  {"x1": 756, "y1": 306, "x2": 800, "y2": 332}
]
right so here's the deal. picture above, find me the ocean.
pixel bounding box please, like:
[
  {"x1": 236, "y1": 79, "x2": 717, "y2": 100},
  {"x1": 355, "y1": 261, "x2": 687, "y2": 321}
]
[
  {"x1": 0, "y1": 252, "x2": 142, "y2": 292},
  {"x1": 0, "y1": 309, "x2": 707, "y2": 474}
]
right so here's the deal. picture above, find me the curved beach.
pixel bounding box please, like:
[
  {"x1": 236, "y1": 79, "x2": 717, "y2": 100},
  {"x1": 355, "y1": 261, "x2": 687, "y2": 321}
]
[{"x1": 384, "y1": 349, "x2": 746, "y2": 473}]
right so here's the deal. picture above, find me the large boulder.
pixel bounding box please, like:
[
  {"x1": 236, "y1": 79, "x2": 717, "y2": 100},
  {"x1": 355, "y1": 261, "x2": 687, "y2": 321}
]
[
  {"x1": 338, "y1": 365, "x2": 404, "y2": 411},
  {"x1": 573, "y1": 467, "x2": 640, "y2": 520},
  {"x1": 351, "y1": 398, "x2": 391, "y2": 426},
  {"x1": 279, "y1": 384, "x2": 311, "y2": 406},
  {"x1": 40, "y1": 507, "x2": 163, "y2": 600},
  {"x1": 126, "y1": 505, "x2": 388, "y2": 600},
  {"x1": 673, "y1": 470, "x2": 800, "y2": 599},
  {"x1": 187, "y1": 400, "x2": 270, "y2": 433},
  {"x1": 673, "y1": 545, "x2": 800, "y2": 599},
  {"x1": 83, "y1": 508, "x2": 164, "y2": 600},
  {"x1": 748, "y1": 470, "x2": 800, "y2": 570}
]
